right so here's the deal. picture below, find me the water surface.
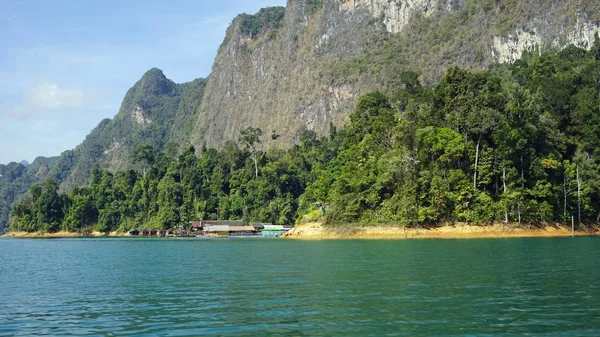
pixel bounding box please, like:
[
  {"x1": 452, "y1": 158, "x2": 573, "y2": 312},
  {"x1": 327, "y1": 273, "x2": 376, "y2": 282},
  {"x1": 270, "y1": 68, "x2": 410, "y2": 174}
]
[{"x1": 1, "y1": 237, "x2": 599, "y2": 336}]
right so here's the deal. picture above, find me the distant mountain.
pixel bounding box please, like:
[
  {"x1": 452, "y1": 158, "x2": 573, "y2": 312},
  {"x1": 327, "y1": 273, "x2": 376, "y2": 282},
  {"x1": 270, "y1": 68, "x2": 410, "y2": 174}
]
[
  {"x1": 56, "y1": 68, "x2": 207, "y2": 190},
  {"x1": 20, "y1": 160, "x2": 30, "y2": 167},
  {"x1": 0, "y1": 157, "x2": 57, "y2": 231},
  {"x1": 0, "y1": 69, "x2": 207, "y2": 230}
]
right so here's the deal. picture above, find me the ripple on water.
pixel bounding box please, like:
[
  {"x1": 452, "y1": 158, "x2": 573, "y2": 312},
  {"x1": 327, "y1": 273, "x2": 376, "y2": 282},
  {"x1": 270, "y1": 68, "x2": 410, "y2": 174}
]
[{"x1": 0, "y1": 237, "x2": 599, "y2": 336}]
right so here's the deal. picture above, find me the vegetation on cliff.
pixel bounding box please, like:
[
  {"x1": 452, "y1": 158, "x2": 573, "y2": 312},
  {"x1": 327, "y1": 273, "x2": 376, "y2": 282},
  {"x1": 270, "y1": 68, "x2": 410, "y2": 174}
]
[
  {"x1": 0, "y1": 70, "x2": 207, "y2": 231},
  {"x1": 9, "y1": 43, "x2": 600, "y2": 232},
  {"x1": 238, "y1": 7, "x2": 286, "y2": 38}
]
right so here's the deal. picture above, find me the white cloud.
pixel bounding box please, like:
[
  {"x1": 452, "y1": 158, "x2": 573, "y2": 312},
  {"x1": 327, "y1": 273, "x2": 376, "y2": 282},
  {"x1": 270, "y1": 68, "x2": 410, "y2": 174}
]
[{"x1": 26, "y1": 81, "x2": 96, "y2": 109}]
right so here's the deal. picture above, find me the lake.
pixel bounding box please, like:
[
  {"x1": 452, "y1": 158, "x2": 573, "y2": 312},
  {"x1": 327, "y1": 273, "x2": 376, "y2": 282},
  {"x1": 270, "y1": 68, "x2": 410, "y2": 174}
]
[{"x1": 0, "y1": 237, "x2": 599, "y2": 336}]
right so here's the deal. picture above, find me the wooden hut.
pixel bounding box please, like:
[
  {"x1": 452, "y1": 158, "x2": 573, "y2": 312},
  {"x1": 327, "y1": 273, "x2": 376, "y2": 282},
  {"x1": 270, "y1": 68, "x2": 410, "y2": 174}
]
[
  {"x1": 203, "y1": 225, "x2": 230, "y2": 237},
  {"x1": 228, "y1": 226, "x2": 259, "y2": 237},
  {"x1": 250, "y1": 222, "x2": 271, "y2": 230},
  {"x1": 189, "y1": 221, "x2": 203, "y2": 233},
  {"x1": 140, "y1": 229, "x2": 159, "y2": 237}
]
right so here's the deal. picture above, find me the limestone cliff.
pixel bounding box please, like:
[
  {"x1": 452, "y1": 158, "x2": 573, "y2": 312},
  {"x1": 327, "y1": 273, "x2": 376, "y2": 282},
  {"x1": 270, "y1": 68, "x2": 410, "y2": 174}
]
[{"x1": 191, "y1": 0, "x2": 600, "y2": 150}]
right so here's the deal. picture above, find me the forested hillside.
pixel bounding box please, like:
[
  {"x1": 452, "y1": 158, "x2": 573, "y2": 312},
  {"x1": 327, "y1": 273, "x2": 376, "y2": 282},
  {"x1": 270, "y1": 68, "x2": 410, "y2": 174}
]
[
  {"x1": 11, "y1": 44, "x2": 600, "y2": 232},
  {"x1": 0, "y1": 157, "x2": 58, "y2": 233},
  {"x1": 57, "y1": 68, "x2": 207, "y2": 190},
  {"x1": 0, "y1": 70, "x2": 207, "y2": 231}
]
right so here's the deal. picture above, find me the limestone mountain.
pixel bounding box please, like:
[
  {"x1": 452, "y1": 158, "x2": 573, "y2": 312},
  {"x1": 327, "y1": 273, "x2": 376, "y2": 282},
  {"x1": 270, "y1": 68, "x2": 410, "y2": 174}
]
[
  {"x1": 56, "y1": 68, "x2": 207, "y2": 190},
  {"x1": 191, "y1": 0, "x2": 600, "y2": 149},
  {"x1": 0, "y1": 70, "x2": 207, "y2": 229},
  {"x1": 2, "y1": 0, "x2": 600, "y2": 230}
]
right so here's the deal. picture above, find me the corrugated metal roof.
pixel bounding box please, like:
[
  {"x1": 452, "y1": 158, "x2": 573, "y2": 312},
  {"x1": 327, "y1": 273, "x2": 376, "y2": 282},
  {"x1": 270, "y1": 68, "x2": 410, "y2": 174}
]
[
  {"x1": 204, "y1": 225, "x2": 229, "y2": 232},
  {"x1": 250, "y1": 222, "x2": 272, "y2": 228},
  {"x1": 263, "y1": 225, "x2": 285, "y2": 230},
  {"x1": 229, "y1": 226, "x2": 256, "y2": 232}
]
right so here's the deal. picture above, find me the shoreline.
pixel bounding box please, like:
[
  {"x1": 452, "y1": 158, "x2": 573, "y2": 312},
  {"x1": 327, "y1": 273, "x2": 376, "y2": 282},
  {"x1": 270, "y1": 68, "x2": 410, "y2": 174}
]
[
  {"x1": 2, "y1": 231, "x2": 131, "y2": 238},
  {"x1": 3, "y1": 223, "x2": 599, "y2": 239},
  {"x1": 282, "y1": 222, "x2": 600, "y2": 240}
]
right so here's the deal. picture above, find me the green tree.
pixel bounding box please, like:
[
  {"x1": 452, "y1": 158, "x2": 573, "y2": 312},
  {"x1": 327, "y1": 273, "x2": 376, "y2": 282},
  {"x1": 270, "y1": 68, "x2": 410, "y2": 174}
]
[
  {"x1": 239, "y1": 127, "x2": 263, "y2": 178},
  {"x1": 133, "y1": 144, "x2": 155, "y2": 175}
]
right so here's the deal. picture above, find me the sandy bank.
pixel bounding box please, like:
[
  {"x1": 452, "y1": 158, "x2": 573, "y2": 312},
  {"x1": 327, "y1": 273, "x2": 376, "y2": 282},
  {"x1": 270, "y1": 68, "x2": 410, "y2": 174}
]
[
  {"x1": 3, "y1": 231, "x2": 130, "y2": 238},
  {"x1": 282, "y1": 222, "x2": 600, "y2": 240}
]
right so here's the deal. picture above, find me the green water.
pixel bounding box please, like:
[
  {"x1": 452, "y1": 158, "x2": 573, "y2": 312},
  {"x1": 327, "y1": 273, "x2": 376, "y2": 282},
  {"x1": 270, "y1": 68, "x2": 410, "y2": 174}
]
[{"x1": 0, "y1": 237, "x2": 599, "y2": 336}]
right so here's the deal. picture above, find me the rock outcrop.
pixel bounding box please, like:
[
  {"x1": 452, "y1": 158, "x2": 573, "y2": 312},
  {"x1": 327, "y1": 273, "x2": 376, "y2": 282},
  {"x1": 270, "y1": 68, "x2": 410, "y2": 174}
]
[{"x1": 190, "y1": 0, "x2": 600, "y2": 150}]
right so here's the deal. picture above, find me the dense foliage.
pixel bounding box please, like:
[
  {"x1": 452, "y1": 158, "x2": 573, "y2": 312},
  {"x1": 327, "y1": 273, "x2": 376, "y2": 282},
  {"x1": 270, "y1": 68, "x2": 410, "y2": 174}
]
[
  {"x1": 10, "y1": 44, "x2": 600, "y2": 232},
  {"x1": 0, "y1": 157, "x2": 58, "y2": 232},
  {"x1": 238, "y1": 7, "x2": 286, "y2": 38}
]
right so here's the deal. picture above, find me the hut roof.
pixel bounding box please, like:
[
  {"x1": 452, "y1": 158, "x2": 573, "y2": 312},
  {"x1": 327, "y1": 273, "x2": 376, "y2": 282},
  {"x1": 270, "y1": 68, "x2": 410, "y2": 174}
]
[
  {"x1": 263, "y1": 225, "x2": 285, "y2": 230},
  {"x1": 189, "y1": 221, "x2": 202, "y2": 228},
  {"x1": 250, "y1": 222, "x2": 271, "y2": 229},
  {"x1": 204, "y1": 225, "x2": 229, "y2": 232},
  {"x1": 229, "y1": 226, "x2": 256, "y2": 232}
]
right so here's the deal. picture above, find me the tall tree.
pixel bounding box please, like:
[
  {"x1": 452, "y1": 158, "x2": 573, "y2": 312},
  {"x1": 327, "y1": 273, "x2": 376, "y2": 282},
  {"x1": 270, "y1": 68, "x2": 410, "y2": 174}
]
[{"x1": 239, "y1": 127, "x2": 263, "y2": 178}]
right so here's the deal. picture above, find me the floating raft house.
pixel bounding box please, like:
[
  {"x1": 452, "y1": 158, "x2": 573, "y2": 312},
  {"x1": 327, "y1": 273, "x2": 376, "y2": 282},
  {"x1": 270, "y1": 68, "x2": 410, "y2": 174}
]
[
  {"x1": 189, "y1": 220, "x2": 291, "y2": 238},
  {"x1": 261, "y1": 225, "x2": 289, "y2": 238}
]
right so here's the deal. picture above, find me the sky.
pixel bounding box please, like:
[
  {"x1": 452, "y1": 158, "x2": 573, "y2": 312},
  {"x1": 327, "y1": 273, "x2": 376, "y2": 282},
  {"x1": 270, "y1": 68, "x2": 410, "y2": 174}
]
[{"x1": 0, "y1": 0, "x2": 286, "y2": 165}]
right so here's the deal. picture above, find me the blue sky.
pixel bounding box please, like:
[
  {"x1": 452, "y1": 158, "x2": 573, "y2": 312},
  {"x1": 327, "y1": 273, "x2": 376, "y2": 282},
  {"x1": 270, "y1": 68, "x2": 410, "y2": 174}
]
[{"x1": 0, "y1": 0, "x2": 286, "y2": 165}]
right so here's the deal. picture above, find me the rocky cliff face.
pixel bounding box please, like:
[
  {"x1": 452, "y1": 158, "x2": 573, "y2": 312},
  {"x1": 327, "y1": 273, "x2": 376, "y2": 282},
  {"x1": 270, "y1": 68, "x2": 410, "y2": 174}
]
[
  {"x1": 191, "y1": 0, "x2": 410, "y2": 149},
  {"x1": 191, "y1": 0, "x2": 600, "y2": 150},
  {"x1": 191, "y1": 1, "x2": 380, "y2": 149},
  {"x1": 337, "y1": 0, "x2": 463, "y2": 33},
  {"x1": 492, "y1": 12, "x2": 600, "y2": 63}
]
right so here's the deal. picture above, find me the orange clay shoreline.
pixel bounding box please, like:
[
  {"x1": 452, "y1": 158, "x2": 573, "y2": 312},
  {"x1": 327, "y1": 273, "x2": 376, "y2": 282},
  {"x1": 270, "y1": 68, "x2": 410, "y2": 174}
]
[
  {"x1": 2, "y1": 223, "x2": 598, "y2": 239},
  {"x1": 281, "y1": 222, "x2": 600, "y2": 240}
]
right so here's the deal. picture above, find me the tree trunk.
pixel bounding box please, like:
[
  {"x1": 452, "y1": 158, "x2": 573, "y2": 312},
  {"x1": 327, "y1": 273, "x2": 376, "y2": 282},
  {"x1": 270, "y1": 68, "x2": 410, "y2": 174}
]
[
  {"x1": 473, "y1": 135, "x2": 481, "y2": 191},
  {"x1": 503, "y1": 167, "x2": 508, "y2": 224},
  {"x1": 520, "y1": 155, "x2": 524, "y2": 188},
  {"x1": 564, "y1": 176, "x2": 568, "y2": 221},
  {"x1": 577, "y1": 166, "x2": 581, "y2": 225},
  {"x1": 253, "y1": 152, "x2": 258, "y2": 178}
]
